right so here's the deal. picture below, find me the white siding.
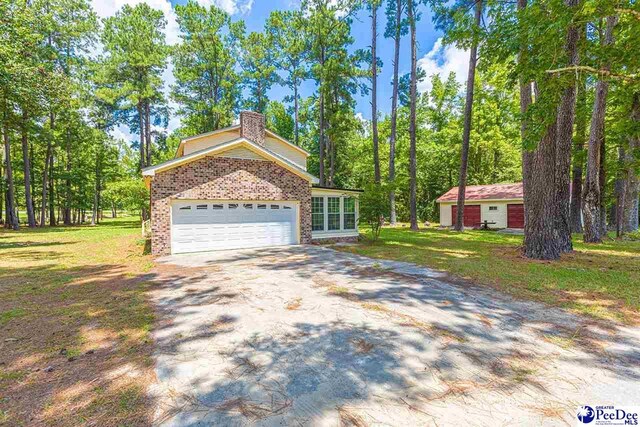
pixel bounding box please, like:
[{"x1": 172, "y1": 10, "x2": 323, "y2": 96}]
[
  {"x1": 439, "y1": 201, "x2": 517, "y2": 228},
  {"x1": 216, "y1": 146, "x2": 265, "y2": 161},
  {"x1": 182, "y1": 131, "x2": 308, "y2": 170},
  {"x1": 183, "y1": 130, "x2": 241, "y2": 155},
  {"x1": 481, "y1": 202, "x2": 508, "y2": 228},
  {"x1": 264, "y1": 136, "x2": 307, "y2": 170},
  {"x1": 440, "y1": 203, "x2": 453, "y2": 226}
]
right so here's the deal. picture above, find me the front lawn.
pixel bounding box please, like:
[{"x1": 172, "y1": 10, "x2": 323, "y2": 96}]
[
  {"x1": 337, "y1": 226, "x2": 640, "y2": 324},
  {"x1": 0, "y1": 217, "x2": 155, "y2": 426}
]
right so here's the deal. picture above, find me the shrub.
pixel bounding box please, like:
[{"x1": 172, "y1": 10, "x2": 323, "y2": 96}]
[{"x1": 359, "y1": 183, "x2": 391, "y2": 240}]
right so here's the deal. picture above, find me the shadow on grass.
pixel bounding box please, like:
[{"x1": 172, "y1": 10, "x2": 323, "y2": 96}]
[
  {"x1": 347, "y1": 228, "x2": 640, "y2": 319},
  {"x1": 0, "y1": 240, "x2": 78, "y2": 250},
  {"x1": 0, "y1": 235, "x2": 184, "y2": 425}
]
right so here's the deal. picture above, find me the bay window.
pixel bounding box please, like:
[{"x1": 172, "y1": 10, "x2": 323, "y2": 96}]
[{"x1": 311, "y1": 194, "x2": 358, "y2": 236}]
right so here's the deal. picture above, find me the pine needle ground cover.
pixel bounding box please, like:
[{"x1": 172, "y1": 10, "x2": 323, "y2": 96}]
[
  {"x1": 337, "y1": 226, "x2": 640, "y2": 324},
  {"x1": 0, "y1": 217, "x2": 156, "y2": 426}
]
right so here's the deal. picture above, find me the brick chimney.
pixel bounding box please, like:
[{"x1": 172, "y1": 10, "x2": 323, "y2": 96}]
[{"x1": 240, "y1": 111, "x2": 266, "y2": 146}]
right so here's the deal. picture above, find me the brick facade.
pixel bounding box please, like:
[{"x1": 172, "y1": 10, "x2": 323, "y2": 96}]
[{"x1": 150, "y1": 156, "x2": 312, "y2": 255}]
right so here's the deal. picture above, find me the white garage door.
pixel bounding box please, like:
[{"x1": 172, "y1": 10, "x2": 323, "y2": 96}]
[{"x1": 171, "y1": 201, "x2": 299, "y2": 254}]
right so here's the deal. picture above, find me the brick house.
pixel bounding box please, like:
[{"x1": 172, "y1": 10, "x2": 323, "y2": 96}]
[{"x1": 142, "y1": 111, "x2": 361, "y2": 255}]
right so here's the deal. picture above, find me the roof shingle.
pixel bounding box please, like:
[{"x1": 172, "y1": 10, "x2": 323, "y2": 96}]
[{"x1": 437, "y1": 182, "x2": 523, "y2": 202}]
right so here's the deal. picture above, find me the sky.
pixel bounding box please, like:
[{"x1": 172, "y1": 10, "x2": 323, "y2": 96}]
[{"x1": 90, "y1": 0, "x2": 470, "y2": 142}]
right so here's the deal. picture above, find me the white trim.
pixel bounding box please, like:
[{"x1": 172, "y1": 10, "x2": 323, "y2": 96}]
[
  {"x1": 176, "y1": 125, "x2": 310, "y2": 157},
  {"x1": 438, "y1": 198, "x2": 523, "y2": 204},
  {"x1": 311, "y1": 187, "x2": 363, "y2": 196},
  {"x1": 310, "y1": 194, "x2": 359, "y2": 238},
  {"x1": 179, "y1": 125, "x2": 241, "y2": 144}
]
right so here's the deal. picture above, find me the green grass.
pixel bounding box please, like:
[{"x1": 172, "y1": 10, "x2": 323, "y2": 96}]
[
  {"x1": 0, "y1": 308, "x2": 26, "y2": 326},
  {"x1": 337, "y1": 226, "x2": 640, "y2": 323},
  {"x1": 0, "y1": 216, "x2": 156, "y2": 426}
]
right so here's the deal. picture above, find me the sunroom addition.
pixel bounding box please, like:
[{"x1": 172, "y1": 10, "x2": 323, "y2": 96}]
[{"x1": 310, "y1": 187, "x2": 361, "y2": 240}]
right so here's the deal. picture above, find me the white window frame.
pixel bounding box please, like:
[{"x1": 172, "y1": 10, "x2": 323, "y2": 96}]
[{"x1": 311, "y1": 193, "x2": 359, "y2": 239}]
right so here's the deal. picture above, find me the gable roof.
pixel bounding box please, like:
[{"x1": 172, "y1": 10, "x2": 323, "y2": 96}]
[
  {"x1": 143, "y1": 137, "x2": 319, "y2": 184},
  {"x1": 176, "y1": 125, "x2": 310, "y2": 158},
  {"x1": 437, "y1": 182, "x2": 523, "y2": 203}
]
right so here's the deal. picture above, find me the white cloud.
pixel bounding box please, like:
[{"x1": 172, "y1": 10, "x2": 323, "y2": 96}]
[
  {"x1": 112, "y1": 125, "x2": 135, "y2": 143},
  {"x1": 207, "y1": 0, "x2": 254, "y2": 15},
  {"x1": 417, "y1": 38, "x2": 469, "y2": 95}
]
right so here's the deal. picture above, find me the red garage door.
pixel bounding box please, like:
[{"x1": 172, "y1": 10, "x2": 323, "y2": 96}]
[
  {"x1": 452, "y1": 205, "x2": 481, "y2": 228},
  {"x1": 507, "y1": 204, "x2": 525, "y2": 228}
]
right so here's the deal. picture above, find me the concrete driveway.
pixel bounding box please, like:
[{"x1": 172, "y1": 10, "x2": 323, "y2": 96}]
[{"x1": 149, "y1": 245, "x2": 640, "y2": 426}]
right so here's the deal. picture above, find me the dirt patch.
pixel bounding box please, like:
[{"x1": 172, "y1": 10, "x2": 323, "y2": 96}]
[
  {"x1": 311, "y1": 274, "x2": 337, "y2": 288},
  {"x1": 215, "y1": 396, "x2": 290, "y2": 420},
  {"x1": 351, "y1": 338, "x2": 375, "y2": 353},
  {"x1": 338, "y1": 405, "x2": 368, "y2": 426},
  {"x1": 285, "y1": 298, "x2": 302, "y2": 310},
  {"x1": 328, "y1": 286, "x2": 360, "y2": 302}
]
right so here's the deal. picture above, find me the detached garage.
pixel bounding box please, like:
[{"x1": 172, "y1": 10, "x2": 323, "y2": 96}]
[{"x1": 437, "y1": 183, "x2": 524, "y2": 229}]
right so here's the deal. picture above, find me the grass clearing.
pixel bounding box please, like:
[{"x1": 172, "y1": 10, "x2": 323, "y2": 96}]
[
  {"x1": 0, "y1": 217, "x2": 156, "y2": 426},
  {"x1": 336, "y1": 226, "x2": 640, "y2": 323}
]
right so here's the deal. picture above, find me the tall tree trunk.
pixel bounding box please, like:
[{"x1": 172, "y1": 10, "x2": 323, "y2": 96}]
[
  {"x1": 329, "y1": 134, "x2": 335, "y2": 187},
  {"x1": 318, "y1": 47, "x2": 326, "y2": 187},
  {"x1": 3, "y1": 120, "x2": 19, "y2": 230},
  {"x1": 408, "y1": 0, "x2": 418, "y2": 230},
  {"x1": 137, "y1": 101, "x2": 145, "y2": 171},
  {"x1": 570, "y1": 76, "x2": 587, "y2": 233},
  {"x1": 599, "y1": 127, "x2": 607, "y2": 236},
  {"x1": 454, "y1": 0, "x2": 482, "y2": 232},
  {"x1": 553, "y1": 0, "x2": 580, "y2": 253},
  {"x1": 21, "y1": 110, "x2": 35, "y2": 227},
  {"x1": 294, "y1": 80, "x2": 300, "y2": 145},
  {"x1": 29, "y1": 142, "x2": 35, "y2": 221},
  {"x1": 40, "y1": 113, "x2": 54, "y2": 227},
  {"x1": 388, "y1": 0, "x2": 402, "y2": 225},
  {"x1": 48, "y1": 150, "x2": 55, "y2": 226},
  {"x1": 64, "y1": 126, "x2": 71, "y2": 225},
  {"x1": 622, "y1": 92, "x2": 639, "y2": 232},
  {"x1": 92, "y1": 144, "x2": 102, "y2": 226},
  {"x1": 319, "y1": 92, "x2": 325, "y2": 186},
  {"x1": 0, "y1": 153, "x2": 3, "y2": 225},
  {"x1": 615, "y1": 146, "x2": 626, "y2": 237},
  {"x1": 145, "y1": 100, "x2": 152, "y2": 167},
  {"x1": 371, "y1": 1, "x2": 381, "y2": 183},
  {"x1": 522, "y1": 0, "x2": 579, "y2": 259},
  {"x1": 583, "y1": 15, "x2": 618, "y2": 243}
]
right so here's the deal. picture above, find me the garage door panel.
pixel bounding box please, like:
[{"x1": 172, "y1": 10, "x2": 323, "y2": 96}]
[
  {"x1": 171, "y1": 201, "x2": 298, "y2": 254},
  {"x1": 507, "y1": 204, "x2": 524, "y2": 228},
  {"x1": 451, "y1": 205, "x2": 482, "y2": 228}
]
